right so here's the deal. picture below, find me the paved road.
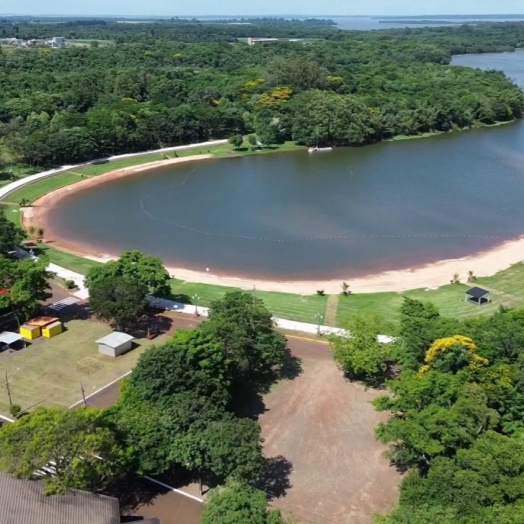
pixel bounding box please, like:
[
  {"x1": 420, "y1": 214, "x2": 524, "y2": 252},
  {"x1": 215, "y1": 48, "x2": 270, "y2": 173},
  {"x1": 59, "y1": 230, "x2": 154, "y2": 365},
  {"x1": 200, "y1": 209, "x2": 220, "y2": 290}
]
[
  {"x1": 86, "y1": 313, "x2": 328, "y2": 524},
  {"x1": 87, "y1": 312, "x2": 326, "y2": 409},
  {"x1": 121, "y1": 478, "x2": 203, "y2": 524}
]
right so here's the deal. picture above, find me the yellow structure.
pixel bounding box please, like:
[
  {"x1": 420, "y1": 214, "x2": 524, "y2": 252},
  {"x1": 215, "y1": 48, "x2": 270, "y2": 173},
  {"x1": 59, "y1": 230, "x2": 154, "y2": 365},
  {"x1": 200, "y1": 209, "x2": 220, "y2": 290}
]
[
  {"x1": 20, "y1": 324, "x2": 41, "y2": 340},
  {"x1": 42, "y1": 321, "x2": 63, "y2": 338}
]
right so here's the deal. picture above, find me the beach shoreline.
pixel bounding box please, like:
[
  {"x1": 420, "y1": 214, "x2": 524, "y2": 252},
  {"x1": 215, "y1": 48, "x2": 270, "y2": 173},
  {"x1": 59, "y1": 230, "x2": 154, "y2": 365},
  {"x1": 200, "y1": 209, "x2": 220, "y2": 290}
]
[{"x1": 23, "y1": 153, "x2": 524, "y2": 294}]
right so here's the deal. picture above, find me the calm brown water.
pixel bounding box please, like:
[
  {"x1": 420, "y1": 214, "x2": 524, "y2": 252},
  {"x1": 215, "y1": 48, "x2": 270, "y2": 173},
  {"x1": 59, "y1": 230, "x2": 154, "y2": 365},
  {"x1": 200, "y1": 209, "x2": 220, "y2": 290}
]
[{"x1": 48, "y1": 51, "x2": 524, "y2": 280}]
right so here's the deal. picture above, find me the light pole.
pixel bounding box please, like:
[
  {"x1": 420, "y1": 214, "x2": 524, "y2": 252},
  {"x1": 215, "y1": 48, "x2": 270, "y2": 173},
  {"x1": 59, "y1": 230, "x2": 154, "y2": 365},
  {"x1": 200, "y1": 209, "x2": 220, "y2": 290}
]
[
  {"x1": 315, "y1": 313, "x2": 324, "y2": 336},
  {"x1": 192, "y1": 294, "x2": 200, "y2": 316}
]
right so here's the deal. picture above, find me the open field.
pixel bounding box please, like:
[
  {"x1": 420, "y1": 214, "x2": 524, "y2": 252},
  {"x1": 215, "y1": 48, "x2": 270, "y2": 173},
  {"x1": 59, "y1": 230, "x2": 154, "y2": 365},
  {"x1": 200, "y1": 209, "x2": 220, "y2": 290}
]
[
  {"x1": 0, "y1": 317, "x2": 169, "y2": 415},
  {"x1": 68, "y1": 39, "x2": 115, "y2": 47},
  {"x1": 261, "y1": 339, "x2": 401, "y2": 523},
  {"x1": 170, "y1": 279, "x2": 328, "y2": 324}
]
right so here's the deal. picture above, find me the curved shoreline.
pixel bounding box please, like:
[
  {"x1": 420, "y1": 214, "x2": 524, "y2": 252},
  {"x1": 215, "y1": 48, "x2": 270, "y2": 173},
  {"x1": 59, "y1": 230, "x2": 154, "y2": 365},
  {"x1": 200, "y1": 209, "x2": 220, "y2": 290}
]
[{"x1": 22, "y1": 154, "x2": 524, "y2": 294}]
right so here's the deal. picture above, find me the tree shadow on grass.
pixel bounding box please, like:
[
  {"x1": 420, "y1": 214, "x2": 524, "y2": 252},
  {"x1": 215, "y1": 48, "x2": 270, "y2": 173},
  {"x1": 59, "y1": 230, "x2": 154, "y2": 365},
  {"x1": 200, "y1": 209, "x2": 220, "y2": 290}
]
[
  {"x1": 42, "y1": 301, "x2": 94, "y2": 321},
  {"x1": 168, "y1": 293, "x2": 192, "y2": 304},
  {"x1": 260, "y1": 455, "x2": 293, "y2": 500},
  {"x1": 128, "y1": 313, "x2": 174, "y2": 339}
]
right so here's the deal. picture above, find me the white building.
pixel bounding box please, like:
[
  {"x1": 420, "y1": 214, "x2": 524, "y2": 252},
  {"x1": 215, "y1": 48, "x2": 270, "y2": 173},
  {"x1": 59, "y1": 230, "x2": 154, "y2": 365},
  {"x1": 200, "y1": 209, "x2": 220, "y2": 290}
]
[
  {"x1": 96, "y1": 332, "x2": 134, "y2": 357},
  {"x1": 247, "y1": 37, "x2": 280, "y2": 46},
  {"x1": 49, "y1": 36, "x2": 66, "y2": 48}
]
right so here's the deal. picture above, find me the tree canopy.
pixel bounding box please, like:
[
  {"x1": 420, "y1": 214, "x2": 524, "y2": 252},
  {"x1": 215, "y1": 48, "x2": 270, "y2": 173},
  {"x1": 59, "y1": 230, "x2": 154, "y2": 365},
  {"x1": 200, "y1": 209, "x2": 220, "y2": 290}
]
[
  {"x1": 0, "y1": 255, "x2": 51, "y2": 324},
  {"x1": 201, "y1": 291, "x2": 289, "y2": 394},
  {"x1": 0, "y1": 407, "x2": 125, "y2": 495},
  {"x1": 0, "y1": 212, "x2": 22, "y2": 255},
  {"x1": 0, "y1": 20, "x2": 523, "y2": 168},
  {"x1": 85, "y1": 250, "x2": 170, "y2": 296},
  {"x1": 88, "y1": 274, "x2": 147, "y2": 331},
  {"x1": 110, "y1": 322, "x2": 272, "y2": 490},
  {"x1": 375, "y1": 299, "x2": 524, "y2": 521},
  {"x1": 329, "y1": 314, "x2": 390, "y2": 385},
  {"x1": 202, "y1": 480, "x2": 287, "y2": 524}
]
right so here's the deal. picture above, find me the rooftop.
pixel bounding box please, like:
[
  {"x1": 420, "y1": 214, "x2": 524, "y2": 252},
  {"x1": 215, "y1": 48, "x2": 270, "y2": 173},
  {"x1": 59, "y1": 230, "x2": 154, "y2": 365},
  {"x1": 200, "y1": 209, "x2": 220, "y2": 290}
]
[
  {"x1": 96, "y1": 331, "x2": 134, "y2": 348},
  {"x1": 466, "y1": 286, "x2": 489, "y2": 299},
  {"x1": 0, "y1": 331, "x2": 23, "y2": 345},
  {"x1": 0, "y1": 472, "x2": 120, "y2": 524}
]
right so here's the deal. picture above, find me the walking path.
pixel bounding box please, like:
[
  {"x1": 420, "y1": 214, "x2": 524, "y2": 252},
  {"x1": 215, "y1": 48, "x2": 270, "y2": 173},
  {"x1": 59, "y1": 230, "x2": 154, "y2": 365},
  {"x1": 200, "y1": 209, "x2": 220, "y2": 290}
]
[
  {"x1": 0, "y1": 139, "x2": 227, "y2": 200},
  {"x1": 45, "y1": 263, "x2": 394, "y2": 342},
  {"x1": 325, "y1": 294, "x2": 339, "y2": 326}
]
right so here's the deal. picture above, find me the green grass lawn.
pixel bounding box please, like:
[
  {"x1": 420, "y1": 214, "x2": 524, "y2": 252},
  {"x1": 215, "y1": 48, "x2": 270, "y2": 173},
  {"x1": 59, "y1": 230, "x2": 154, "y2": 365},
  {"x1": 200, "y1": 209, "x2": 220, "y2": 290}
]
[
  {"x1": 41, "y1": 246, "x2": 103, "y2": 274},
  {"x1": 0, "y1": 203, "x2": 23, "y2": 228},
  {"x1": 336, "y1": 291, "x2": 405, "y2": 325},
  {"x1": 170, "y1": 279, "x2": 327, "y2": 323},
  {"x1": 0, "y1": 318, "x2": 168, "y2": 416},
  {"x1": 477, "y1": 262, "x2": 524, "y2": 299},
  {"x1": 0, "y1": 166, "x2": 43, "y2": 188}
]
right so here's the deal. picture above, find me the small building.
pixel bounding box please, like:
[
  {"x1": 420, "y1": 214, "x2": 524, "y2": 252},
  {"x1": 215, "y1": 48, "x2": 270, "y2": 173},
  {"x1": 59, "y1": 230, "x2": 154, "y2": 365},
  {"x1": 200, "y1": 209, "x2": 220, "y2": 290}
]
[
  {"x1": 42, "y1": 321, "x2": 63, "y2": 338},
  {"x1": 247, "y1": 37, "x2": 280, "y2": 46},
  {"x1": 49, "y1": 36, "x2": 66, "y2": 48},
  {"x1": 465, "y1": 286, "x2": 491, "y2": 306},
  {"x1": 97, "y1": 332, "x2": 134, "y2": 357},
  {"x1": 20, "y1": 324, "x2": 41, "y2": 341},
  {"x1": 0, "y1": 331, "x2": 23, "y2": 351}
]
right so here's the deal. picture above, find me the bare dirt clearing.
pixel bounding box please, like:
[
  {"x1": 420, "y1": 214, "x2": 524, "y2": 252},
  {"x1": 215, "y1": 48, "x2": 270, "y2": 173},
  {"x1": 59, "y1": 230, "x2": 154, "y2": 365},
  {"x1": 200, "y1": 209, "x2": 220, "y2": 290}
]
[{"x1": 261, "y1": 338, "x2": 401, "y2": 524}]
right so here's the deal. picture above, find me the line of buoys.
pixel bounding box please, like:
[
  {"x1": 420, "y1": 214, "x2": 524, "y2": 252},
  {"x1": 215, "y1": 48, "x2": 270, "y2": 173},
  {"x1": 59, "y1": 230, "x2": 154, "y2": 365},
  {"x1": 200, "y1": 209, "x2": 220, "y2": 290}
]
[{"x1": 139, "y1": 170, "x2": 518, "y2": 243}]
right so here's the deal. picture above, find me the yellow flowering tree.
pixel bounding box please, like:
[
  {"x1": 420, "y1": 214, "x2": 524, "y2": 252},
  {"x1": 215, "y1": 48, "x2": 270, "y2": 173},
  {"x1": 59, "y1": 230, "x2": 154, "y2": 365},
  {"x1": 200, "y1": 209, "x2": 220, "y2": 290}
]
[{"x1": 419, "y1": 335, "x2": 489, "y2": 376}]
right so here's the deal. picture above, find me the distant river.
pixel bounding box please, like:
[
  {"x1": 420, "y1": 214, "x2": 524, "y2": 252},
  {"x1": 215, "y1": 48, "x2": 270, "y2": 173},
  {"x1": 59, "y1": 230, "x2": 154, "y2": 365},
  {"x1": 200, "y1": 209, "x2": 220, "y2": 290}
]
[
  {"x1": 332, "y1": 17, "x2": 524, "y2": 31},
  {"x1": 48, "y1": 51, "x2": 524, "y2": 281}
]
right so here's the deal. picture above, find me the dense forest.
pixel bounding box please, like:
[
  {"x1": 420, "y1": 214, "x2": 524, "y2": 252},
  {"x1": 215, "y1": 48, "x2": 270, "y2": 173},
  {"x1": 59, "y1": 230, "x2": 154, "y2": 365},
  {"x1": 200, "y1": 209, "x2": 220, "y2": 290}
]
[
  {"x1": 0, "y1": 18, "x2": 523, "y2": 167},
  {"x1": 371, "y1": 300, "x2": 524, "y2": 523}
]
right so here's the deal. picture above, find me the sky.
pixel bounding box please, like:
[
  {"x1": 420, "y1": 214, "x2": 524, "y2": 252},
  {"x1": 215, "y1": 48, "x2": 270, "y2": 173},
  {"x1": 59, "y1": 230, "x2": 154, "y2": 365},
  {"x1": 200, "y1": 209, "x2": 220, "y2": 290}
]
[{"x1": 5, "y1": 0, "x2": 524, "y2": 17}]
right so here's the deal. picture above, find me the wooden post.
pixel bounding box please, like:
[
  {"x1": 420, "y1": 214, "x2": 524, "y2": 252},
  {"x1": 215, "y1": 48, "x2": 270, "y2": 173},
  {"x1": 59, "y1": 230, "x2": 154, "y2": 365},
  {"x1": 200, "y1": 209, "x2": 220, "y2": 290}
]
[
  {"x1": 5, "y1": 371, "x2": 12, "y2": 407},
  {"x1": 80, "y1": 383, "x2": 87, "y2": 407}
]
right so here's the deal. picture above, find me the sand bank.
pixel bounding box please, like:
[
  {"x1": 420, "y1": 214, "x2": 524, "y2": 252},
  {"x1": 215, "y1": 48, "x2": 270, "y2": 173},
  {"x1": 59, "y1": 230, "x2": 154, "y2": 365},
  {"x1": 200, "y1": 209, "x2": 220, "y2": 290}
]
[{"x1": 23, "y1": 154, "x2": 524, "y2": 295}]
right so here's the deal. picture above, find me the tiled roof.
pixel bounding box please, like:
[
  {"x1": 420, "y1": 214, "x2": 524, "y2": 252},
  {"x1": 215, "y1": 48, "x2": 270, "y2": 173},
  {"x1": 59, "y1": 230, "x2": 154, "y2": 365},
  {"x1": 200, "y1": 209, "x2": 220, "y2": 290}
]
[{"x1": 0, "y1": 472, "x2": 120, "y2": 524}]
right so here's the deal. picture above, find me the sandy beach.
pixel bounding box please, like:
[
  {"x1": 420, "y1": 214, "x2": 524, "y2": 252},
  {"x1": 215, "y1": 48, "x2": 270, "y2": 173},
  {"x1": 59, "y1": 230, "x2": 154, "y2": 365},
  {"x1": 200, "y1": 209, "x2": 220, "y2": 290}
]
[{"x1": 23, "y1": 154, "x2": 524, "y2": 295}]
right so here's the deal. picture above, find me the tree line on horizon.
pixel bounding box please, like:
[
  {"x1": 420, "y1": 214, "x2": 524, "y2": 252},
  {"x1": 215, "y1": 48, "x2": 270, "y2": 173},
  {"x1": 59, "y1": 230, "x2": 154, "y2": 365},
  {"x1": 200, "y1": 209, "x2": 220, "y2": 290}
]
[{"x1": 0, "y1": 19, "x2": 523, "y2": 168}]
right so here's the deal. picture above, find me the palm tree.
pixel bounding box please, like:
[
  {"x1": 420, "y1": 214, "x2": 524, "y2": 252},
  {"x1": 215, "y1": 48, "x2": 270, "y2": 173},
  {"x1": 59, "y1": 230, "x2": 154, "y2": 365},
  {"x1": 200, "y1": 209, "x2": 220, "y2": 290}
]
[
  {"x1": 467, "y1": 270, "x2": 476, "y2": 282},
  {"x1": 28, "y1": 225, "x2": 36, "y2": 239},
  {"x1": 37, "y1": 227, "x2": 44, "y2": 242}
]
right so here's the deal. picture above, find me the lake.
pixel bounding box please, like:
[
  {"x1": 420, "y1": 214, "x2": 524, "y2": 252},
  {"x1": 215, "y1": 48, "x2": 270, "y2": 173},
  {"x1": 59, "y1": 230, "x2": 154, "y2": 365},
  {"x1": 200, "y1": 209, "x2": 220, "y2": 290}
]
[{"x1": 47, "y1": 51, "x2": 524, "y2": 281}]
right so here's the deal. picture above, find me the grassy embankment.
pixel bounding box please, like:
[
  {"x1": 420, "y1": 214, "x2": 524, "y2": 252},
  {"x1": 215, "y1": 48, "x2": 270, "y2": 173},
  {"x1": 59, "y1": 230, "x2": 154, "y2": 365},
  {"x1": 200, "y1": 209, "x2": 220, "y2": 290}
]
[{"x1": 1, "y1": 138, "x2": 522, "y2": 327}]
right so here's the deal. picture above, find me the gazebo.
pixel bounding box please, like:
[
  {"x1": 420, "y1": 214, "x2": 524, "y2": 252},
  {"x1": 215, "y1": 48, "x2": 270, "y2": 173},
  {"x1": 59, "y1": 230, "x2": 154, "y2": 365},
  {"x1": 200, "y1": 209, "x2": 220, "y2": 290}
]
[{"x1": 465, "y1": 287, "x2": 491, "y2": 306}]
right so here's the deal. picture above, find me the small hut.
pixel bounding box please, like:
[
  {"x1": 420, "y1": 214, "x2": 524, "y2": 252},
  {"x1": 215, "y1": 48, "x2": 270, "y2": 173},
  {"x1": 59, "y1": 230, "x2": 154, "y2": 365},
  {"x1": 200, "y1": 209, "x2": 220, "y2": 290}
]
[
  {"x1": 465, "y1": 287, "x2": 491, "y2": 306},
  {"x1": 96, "y1": 332, "x2": 134, "y2": 357},
  {"x1": 0, "y1": 331, "x2": 23, "y2": 351}
]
